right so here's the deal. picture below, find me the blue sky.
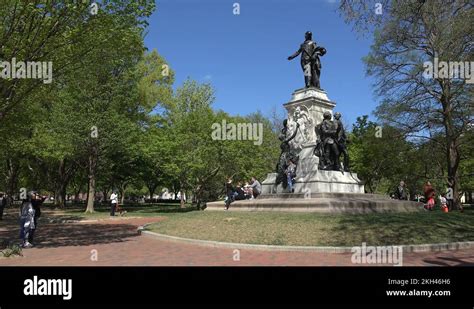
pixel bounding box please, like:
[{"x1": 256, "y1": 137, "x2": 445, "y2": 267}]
[{"x1": 144, "y1": 0, "x2": 379, "y2": 127}]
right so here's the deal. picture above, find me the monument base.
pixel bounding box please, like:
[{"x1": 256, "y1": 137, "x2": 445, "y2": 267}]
[
  {"x1": 205, "y1": 87, "x2": 424, "y2": 213},
  {"x1": 261, "y1": 170, "x2": 364, "y2": 195},
  {"x1": 205, "y1": 193, "x2": 423, "y2": 213}
]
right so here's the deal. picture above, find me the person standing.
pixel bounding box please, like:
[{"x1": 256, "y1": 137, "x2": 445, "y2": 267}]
[
  {"x1": 0, "y1": 193, "x2": 6, "y2": 220},
  {"x1": 19, "y1": 192, "x2": 36, "y2": 248},
  {"x1": 29, "y1": 192, "x2": 46, "y2": 245},
  {"x1": 224, "y1": 179, "x2": 234, "y2": 210},
  {"x1": 110, "y1": 191, "x2": 118, "y2": 216}
]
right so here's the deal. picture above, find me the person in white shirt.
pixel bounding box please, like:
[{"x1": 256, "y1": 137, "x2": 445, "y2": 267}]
[
  {"x1": 110, "y1": 191, "x2": 118, "y2": 216},
  {"x1": 249, "y1": 177, "x2": 262, "y2": 199},
  {"x1": 440, "y1": 193, "x2": 448, "y2": 212}
]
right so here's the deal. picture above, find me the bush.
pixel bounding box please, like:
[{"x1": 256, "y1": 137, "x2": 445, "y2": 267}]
[{"x1": 0, "y1": 241, "x2": 23, "y2": 257}]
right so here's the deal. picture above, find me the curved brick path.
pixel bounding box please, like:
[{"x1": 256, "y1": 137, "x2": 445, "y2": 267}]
[{"x1": 0, "y1": 211, "x2": 473, "y2": 266}]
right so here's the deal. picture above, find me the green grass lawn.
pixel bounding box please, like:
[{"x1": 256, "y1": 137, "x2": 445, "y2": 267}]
[
  {"x1": 54, "y1": 203, "x2": 195, "y2": 220},
  {"x1": 145, "y1": 206, "x2": 474, "y2": 246}
]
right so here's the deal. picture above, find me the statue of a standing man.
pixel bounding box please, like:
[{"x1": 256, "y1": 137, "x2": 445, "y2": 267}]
[
  {"x1": 334, "y1": 112, "x2": 350, "y2": 172},
  {"x1": 275, "y1": 120, "x2": 300, "y2": 189},
  {"x1": 316, "y1": 111, "x2": 340, "y2": 171},
  {"x1": 288, "y1": 31, "x2": 327, "y2": 89}
]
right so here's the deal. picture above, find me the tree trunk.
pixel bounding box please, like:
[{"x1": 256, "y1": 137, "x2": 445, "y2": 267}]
[
  {"x1": 85, "y1": 175, "x2": 96, "y2": 213},
  {"x1": 446, "y1": 138, "x2": 461, "y2": 210},
  {"x1": 85, "y1": 147, "x2": 98, "y2": 213},
  {"x1": 55, "y1": 182, "x2": 67, "y2": 208},
  {"x1": 147, "y1": 183, "x2": 157, "y2": 201},
  {"x1": 172, "y1": 181, "x2": 179, "y2": 200},
  {"x1": 119, "y1": 184, "x2": 127, "y2": 205},
  {"x1": 6, "y1": 158, "x2": 19, "y2": 202},
  {"x1": 180, "y1": 184, "x2": 185, "y2": 208},
  {"x1": 443, "y1": 94, "x2": 461, "y2": 210},
  {"x1": 54, "y1": 159, "x2": 70, "y2": 208},
  {"x1": 102, "y1": 189, "x2": 109, "y2": 203}
]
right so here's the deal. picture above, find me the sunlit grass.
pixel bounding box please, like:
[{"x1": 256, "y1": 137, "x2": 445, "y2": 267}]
[{"x1": 145, "y1": 206, "x2": 474, "y2": 246}]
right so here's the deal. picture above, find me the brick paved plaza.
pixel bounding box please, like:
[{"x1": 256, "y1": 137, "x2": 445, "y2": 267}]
[{"x1": 0, "y1": 210, "x2": 473, "y2": 266}]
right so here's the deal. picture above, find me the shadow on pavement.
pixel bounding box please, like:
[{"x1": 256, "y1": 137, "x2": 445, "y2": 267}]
[
  {"x1": 0, "y1": 210, "x2": 141, "y2": 249},
  {"x1": 422, "y1": 255, "x2": 474, "y2": 266}
]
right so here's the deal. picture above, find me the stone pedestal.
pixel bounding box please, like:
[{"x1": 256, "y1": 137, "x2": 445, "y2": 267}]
[
  {"x1": 261, "y1": 87, "x2": 365, "y2": 194},
  {"x1": 261, "y1": 170, "x2": 364, "y2": 194},
  {"x1": 205, "y1": 193, "x2": 423, "y2": 213},
  {"x1": 205, "y1": 89, "x2": 424, "y2": 213},
  {"x1": 284, "y1": 87, "x2": 335, "y2": 153}
]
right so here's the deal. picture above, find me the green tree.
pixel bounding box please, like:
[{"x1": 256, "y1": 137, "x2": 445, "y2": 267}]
[
  {"x1": 0, "y1": 0, "x2": 155, "y2": 122},
  {"x1": 349, "y1": 115, "x2": 415, "y2": 194},
  {"x1": 164, "y1": 80, "x2": 217, "y2": 207},
  {"x1": 340, "y1": 0, "x2": 473, "y2": 208},
  {"x1": 134, "y1": 49, "x2": 175, "y2": 200}
]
